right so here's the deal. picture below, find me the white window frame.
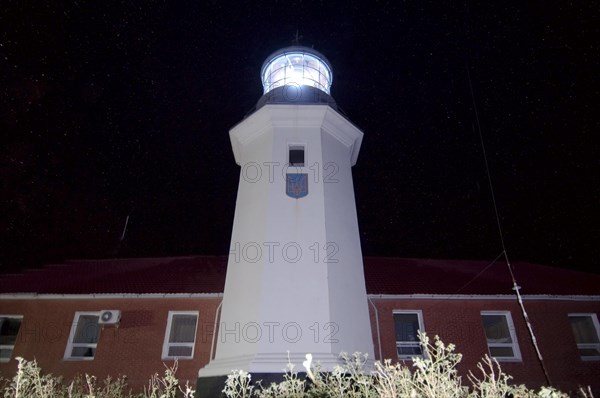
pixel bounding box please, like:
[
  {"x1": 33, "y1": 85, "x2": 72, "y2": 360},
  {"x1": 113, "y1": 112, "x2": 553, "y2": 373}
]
[
  {"x1": 568, "y1": 313, "x2": 600, "y2": 361},
  {"x1": 162, "y1": 311, "x2": 199, "y2": 360},
  {"x1": 393, "y1": 310, "x2": 425, "y2": 360},
  {"x1": 64, "y1": 312, "x2": 101, "y2": 361},
  {"x1": 481, "y1": 311, "x2": 521, "y2": 362},
  {"x1": 0, "y1": 315, "x2": 23, "y2": 363}
]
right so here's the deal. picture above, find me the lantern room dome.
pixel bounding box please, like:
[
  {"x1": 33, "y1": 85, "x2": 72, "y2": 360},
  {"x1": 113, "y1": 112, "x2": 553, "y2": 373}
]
[{"x1": 261, "y1": 46, "x2": 333, "y2": 95}]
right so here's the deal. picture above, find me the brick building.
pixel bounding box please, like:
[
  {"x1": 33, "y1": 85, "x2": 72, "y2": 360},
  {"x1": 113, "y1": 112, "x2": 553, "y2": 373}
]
[{"x1": 1, "y1": 255, "x2": 599, "y2": 393}]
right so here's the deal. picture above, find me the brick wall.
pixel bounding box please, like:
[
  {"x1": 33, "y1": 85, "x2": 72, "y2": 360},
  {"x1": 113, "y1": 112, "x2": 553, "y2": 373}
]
[
  {"x1": 2, "y1": 296, "x2": 599, "y2": 394},
  {"x1": 0, "y1": 297, "x2": 221, "y2": 391},
  {"x1": 369, "y1": 297, "x2": 600, "y2": 394}
]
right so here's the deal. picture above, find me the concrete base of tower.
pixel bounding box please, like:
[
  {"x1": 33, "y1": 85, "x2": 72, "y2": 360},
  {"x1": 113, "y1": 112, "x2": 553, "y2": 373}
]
[
  {"x1": 195, "y1": 352, "x2": 342, "y2": 397},
  {"x1": 196, "y1": 372, "x2": 310, "y2": 398},
  {"x1": 198, "y1": 352, "x2": 342, "y2": 377}
]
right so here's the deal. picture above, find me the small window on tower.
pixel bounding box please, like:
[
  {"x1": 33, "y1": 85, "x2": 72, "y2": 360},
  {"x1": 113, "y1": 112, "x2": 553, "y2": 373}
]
[{"x1": 289, "y1": 145, "x2": 305, "y2": 167}]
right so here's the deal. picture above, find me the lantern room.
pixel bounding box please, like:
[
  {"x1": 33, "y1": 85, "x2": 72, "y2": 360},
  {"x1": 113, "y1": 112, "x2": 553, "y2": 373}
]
[{"x1": 261, "y1": 46, "x2": 333, "y2": 95}]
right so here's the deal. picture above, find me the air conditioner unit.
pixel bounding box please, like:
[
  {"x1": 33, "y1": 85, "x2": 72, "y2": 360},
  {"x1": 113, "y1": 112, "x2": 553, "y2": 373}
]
[{"x1": 98, "y1": 310, "x2": 121, "y2": 325}]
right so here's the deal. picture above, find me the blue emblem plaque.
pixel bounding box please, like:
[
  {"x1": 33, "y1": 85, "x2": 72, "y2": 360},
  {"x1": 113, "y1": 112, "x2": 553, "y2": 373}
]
[{"x1": 286, "y1": 173, "x2": 308, "y2": 199}]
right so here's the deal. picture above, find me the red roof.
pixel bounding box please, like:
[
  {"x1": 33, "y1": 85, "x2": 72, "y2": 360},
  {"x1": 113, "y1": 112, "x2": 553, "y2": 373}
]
[
  {"x1": 364, "y1": 257, "x2": 600, "y2": 296},
  {"x1": 0, "y1": 256, "x2": 226, "y2": 295},
  {"x1": 0, "y1": 256, "x2": 598, "y2": 296}
]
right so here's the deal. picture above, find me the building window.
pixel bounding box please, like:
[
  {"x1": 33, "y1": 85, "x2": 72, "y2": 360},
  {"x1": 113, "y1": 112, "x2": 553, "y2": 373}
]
[
  {"x1": 569, "y1": 313, "x2": 600, "y2": 360},
  {"x1": 289, "y1": 145, "x2": 305, "y2": 167},
  {"x1": 0, "y1": 316, "x2": 22, "y2": 363},
  {"x1": 162, "y1": 311, "x2": 199, "y2": 360},
  {"x1": 64, "y1": 312, "x2": 100, "y2": 360},
  {"x1": 481, "y1": 311, "x2": 521, "y2": 361},
  {"x1": 393, "y1": 310, "x2": 424, "y2": 359}
]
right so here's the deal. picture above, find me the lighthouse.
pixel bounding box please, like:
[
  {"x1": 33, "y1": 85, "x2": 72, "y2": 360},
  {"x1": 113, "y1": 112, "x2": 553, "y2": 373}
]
[{"x1": 197, "y1": 46, "x2": 374, "y2": 394}]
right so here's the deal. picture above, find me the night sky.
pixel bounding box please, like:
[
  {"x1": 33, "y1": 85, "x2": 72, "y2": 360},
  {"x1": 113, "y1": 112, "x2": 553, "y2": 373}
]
[{"x1": 2, "y1": 1, "x2": 598, "y2": 274}]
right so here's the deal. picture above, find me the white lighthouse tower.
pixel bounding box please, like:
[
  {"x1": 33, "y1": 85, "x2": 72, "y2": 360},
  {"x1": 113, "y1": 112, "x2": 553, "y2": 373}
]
[{"x1": 197, "y1": 46, "x2": 374, "y2": 395}]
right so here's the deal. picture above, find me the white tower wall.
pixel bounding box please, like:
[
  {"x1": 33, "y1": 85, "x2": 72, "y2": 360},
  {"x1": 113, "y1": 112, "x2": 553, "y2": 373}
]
[{"x1": 198, "y1": 104, "x2": 373, "y2": 377}]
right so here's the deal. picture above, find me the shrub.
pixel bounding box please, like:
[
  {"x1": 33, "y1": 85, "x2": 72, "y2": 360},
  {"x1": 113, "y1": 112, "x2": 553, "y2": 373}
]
[
  {"x1": 0, "y1": 358, "x2": 194, "y2": 398},
  {"x1": 0, "y1": 333, "x2": 594, "y2": 398},
  {"x1": 221, "y1": 332, "x2": 594, "y2": 398}
]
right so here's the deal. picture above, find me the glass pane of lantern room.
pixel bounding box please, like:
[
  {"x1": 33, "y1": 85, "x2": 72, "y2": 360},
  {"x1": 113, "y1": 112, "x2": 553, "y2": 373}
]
[
  {"x1": 266, "y1": 56, "x2": 287, "y2": 91},
  {"x1": 302, "y1": 54, "x2": 319, "y2": 85}
]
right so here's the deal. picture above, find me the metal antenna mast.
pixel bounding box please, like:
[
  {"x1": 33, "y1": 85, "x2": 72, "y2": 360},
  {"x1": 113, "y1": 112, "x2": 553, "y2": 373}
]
[{"x1": 466, "y1": 62, "x2": 553, "y2": 386}]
